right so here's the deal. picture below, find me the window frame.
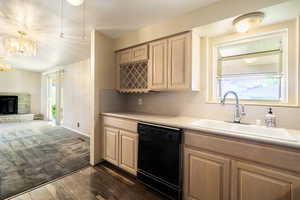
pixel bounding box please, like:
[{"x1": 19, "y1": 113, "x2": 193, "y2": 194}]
[{"x1": 207, "y1": 29, "x2": 291, "y2": 106}]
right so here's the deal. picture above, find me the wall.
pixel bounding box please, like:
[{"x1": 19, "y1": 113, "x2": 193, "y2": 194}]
[
  {"x1": 0, "y1": 69, "x2": 41, "y2": 114},
  {"x1": 63, "y1": 59, "x2": 91, "y2": 136},
  {"x1": 125, "y1": 92, "x2": 300, "y2": 130},
  {"x1": 119, "y1": 16, "x2": 300, "y2": 130},
  {"x1": 90, "y1": 30, "x2": 126, "y2": 165},
  {"x1": 114, "y1": 0, "x2": 288, "y2": 50},
  {"x1": 41, "y1": 60, "x2": 91, "y2": 136}
]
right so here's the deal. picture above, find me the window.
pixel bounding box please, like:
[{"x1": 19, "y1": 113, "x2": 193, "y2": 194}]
[{"x1": 212, "y1": 31, "x2": 288, "y2": 103}]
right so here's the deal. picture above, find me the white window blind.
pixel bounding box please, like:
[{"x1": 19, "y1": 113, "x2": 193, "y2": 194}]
[{"x1": 215, "y1": 33, "x2": 285, "y2": 101}]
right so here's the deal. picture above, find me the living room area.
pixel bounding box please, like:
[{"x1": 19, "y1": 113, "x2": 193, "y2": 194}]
[{"x1": 0, "y1": 60, "x2": 91, "y2": 199}]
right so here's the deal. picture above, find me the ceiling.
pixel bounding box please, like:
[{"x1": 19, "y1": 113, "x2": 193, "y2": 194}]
[
  {"x1": 193, "y1": 0, "x2": 300, "y2": 37},
  {"x1": 0, "y1": 0, "x2": 219, "y2": 72}
]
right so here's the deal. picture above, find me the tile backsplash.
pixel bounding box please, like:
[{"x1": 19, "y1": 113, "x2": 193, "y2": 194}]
[{"x1": 123, "y1": 91, "x2": 300, "y2": 130}]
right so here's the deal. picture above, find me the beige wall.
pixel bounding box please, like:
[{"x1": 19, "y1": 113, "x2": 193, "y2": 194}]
[
  {"x1": 114, "y1": 0, "x2": 288, "y2": 50},
  {"x1": 90, "y1": 30, "x2": 126, "y2": 165},
  {"x1": 63, "y1": 59, "x2": 91, "y2": 136},
  {"x1": 41, "y1": 60, "x2": 91, "y2": 136},
  {"x1": 122, "y1": 20, "x2": 300, "y2": 130},
  {"x1": 0, "y1": 69, "x2": 41, "y2": 114},
  {"x1": 112, "y1": 0, "x2": 300, "y2": 130},
  {"x1": 124, "y1": 92, "x2": 300, "y2": 130}
]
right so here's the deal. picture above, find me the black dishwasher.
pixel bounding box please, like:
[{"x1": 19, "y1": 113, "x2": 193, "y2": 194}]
[{"x1": 137, "y1": 122, "x2": 183, "y2": 200}]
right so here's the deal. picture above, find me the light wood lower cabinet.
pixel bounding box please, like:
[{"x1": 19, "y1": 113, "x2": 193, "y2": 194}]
[
  {"x1": 231, "y1": 161, "x2": 300, "y2": 200},
  {"x1": 104, "y1": 127, "x2": 119, "y2": 165},
  {"x1": 184, "y1": 148, "x2": 230, "y2": 200},
  {"x1": 103, "y1": 126, "x2": 138, "y2": 175},
  {"x1": 119, "y1": 130, "x2": 138, "y2": 175},
  {"x1": 184, "y1": 146, "x2": 300, "y2": 200}
]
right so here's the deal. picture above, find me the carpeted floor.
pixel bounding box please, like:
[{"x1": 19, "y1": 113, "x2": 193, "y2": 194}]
[{"x1": 0, "y1": 121, "x2": 90, "y2": 200}]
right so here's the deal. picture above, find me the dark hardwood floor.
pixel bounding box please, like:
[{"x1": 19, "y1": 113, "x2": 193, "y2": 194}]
[{"x1": 8, "y1": 162, "x2": 167, "y2": 200}]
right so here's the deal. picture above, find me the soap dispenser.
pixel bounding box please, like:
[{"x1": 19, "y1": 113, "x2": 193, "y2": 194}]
[{"x1": 265, "y1": 108, "x2": 276, "y2": 128}]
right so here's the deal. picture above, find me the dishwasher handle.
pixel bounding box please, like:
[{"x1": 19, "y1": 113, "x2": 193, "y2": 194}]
[{"x1": 138, "y1": 122, "x2": 182, "y2": 132}]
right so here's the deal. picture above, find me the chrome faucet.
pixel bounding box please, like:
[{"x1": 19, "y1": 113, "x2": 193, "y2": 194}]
[{"x1": 220, "y1": 91, "x2": 246, "y2": 123}]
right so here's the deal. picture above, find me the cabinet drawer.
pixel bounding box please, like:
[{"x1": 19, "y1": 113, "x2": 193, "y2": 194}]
[
  {"x1": 132, "y1": 44, "x2": 148, "y2": 62},
  {"x1": 103, "y1": 116, "x2": 137, "y2": 133},
  {"x1": 184, "y1": 130, "x2": 300, "y2": 173},
  {"x1": 118, "y1": 49, "x2": 132, "y2": 64}
]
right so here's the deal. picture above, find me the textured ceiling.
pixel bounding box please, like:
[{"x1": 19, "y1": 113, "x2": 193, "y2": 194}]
[{"x1": 0, "y1": 0, "x2": 220, "y2": 72}]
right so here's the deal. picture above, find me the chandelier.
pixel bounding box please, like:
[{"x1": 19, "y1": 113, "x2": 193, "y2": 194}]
[
  {"x1": 0, "y1": 57, "x2": 11, "y2": 72},
  {"x1": 0, "y1": 63, "x2": 12, "y2": 72},
  {"x1": 4, "y1": 31, "x2": 37, "y2": 56}
]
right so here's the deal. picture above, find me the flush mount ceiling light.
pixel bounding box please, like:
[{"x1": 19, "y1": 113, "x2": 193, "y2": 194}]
[
  {"x1": 233, "y1": 12, "x2": 265, "y2": 33},
  {"x1": 66, "y1": 0, "x2": 84, "y2": 6},
  {"x1": 4, "y1": 31, "x2": 37, "y2": 56}
]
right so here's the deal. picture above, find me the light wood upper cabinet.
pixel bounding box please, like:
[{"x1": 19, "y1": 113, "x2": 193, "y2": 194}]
[
  {"x1": 118, "y1": 49, "x2": 132, "y2": 64},
  {"x1": 116, "y1": 32, "x2": 200, "y2": 92},
  {"x1": 119, "y1": 130, "x2": 138, "y2": 175},
  {"x1": 231, "y1": 161, "x2": 300, "y2": 200},
  {"x1": 168, "y1": 33, "x2": 191, "y2": 90},
  {"x1": 104, "y1": 127, "x2": 119, "y2": 165},
  {"x1": 149, "y1": 32, "x2": 198, "y2": 91},
  {"x1": 132, "y1": 45, "x2": 148, "y2": 62},
  {"x1": 149, "y1": 39, "x2": 168, "y2": 90},
  {"x1": 118, "y1": 44, "x2": 148, "y2": 65},
  {"x1": 184, "y1": 148, "x2": 230, "y2": 200}
]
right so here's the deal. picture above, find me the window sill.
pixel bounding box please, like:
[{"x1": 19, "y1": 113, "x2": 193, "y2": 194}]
[{"x1": 206, "y1": 100, "x2": 299, "y2": 108}]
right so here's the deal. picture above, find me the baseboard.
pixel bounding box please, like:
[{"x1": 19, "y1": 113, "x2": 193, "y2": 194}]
[{"x1": 62, "y1": 125, "x2": 90, "y2": 138}]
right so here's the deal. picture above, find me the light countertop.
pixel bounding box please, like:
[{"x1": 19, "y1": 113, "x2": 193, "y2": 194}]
[{"x1": 101, "y1": 112, "x2": 300, "y2": 149}]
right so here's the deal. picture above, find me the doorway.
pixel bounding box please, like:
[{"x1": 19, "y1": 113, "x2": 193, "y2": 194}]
[{"x1": 47, "y1": 71, "x2": 64, "y2": 125}]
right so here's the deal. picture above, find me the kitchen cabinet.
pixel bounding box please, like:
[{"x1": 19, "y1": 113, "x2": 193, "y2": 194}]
[
  {"x1": 103, "y1": 127, "x2": 119, "y2": 165},
  {"x1": 117, "y1": 44, "x2": 148, "y2": 65},
  {"x1": 184, "y1": 148, "x2": 230, "y2": 200},
  {"x1": 132, "y1": 45, "x2": 148, "y2": 62},
  {"x1": 148, "y1": 39, "x2": 168, "y2": 90},
  {"x1": 103, "y1": 116, "x2": 138, "y2": 175},
  {"x1": 119, "y1": 130, "x2": 138, "y2": 175},
  {"x1": 148, "y1": 32, "x2": 198, "y2": 91},
  {"x1": 116, "y1": 44, "x2": 149, "y2": 93},
  {"x1": 168, "y1": 33, "x2": 191, "y2": 90},
  {"x1": 184, "y1": 130, "x2": 300, "y2": 200},
  {"x1": 118, "y1": 49, "x2": 132, "y2": 64},
  {"x1": 116, "y1": 31, "x2": 200, "y2": 92},
  {"x1": 231, "y1": 161, "x2": 300, "y2": 200}
]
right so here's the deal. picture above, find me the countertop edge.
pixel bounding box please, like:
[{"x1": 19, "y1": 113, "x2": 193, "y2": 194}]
[{"x1": 101, "y1": 112, "x2": 300, "y2": 150}]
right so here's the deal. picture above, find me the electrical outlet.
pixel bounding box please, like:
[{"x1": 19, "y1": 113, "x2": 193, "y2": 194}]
[
  {"x1": 138, "y1": 98, "x2": 143, "y2": 106},
  {"x1": 77, "y1": 122, "x2": 80, "y2": 128}
]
